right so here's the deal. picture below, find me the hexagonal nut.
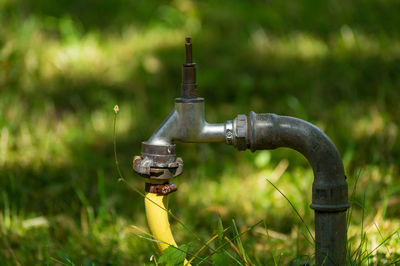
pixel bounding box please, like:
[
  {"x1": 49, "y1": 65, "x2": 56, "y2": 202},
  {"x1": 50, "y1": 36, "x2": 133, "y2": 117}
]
[{"x1": 235, "y1": 114, "x2": 248, "y2": 151}]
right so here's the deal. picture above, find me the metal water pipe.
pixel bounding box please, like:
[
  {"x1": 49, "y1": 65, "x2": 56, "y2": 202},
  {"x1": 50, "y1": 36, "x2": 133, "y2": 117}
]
[{"x1": 134, "y1": 37, "x2": 349, "y2": 265}]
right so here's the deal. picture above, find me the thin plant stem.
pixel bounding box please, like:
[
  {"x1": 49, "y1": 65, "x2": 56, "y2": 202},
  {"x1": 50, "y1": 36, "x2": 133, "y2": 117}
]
[
  {"x1": 263, "y1": 221, "x2": 277, "y2": 266},
  {"x1": 232, "y1": 219, "x2": 250, "y2": 265},
  {"x1": 224, "y1": 236, "x2": 249, "y2": 265},
  {"x1": 265, "y1": 178, "x2": 315, "y2": 243},
  {"x1": 373, "y1": 222, "x2": 391, "y2": 256},
  {"x1": 197, "y1": 220, "x2": 263, "y2": 265},
  {"x1": 187, "y1": 227, "x2": 230, "y2": 265},
  {"x1": 361, "y1": 230, "x2": 398, "y2": 263}
]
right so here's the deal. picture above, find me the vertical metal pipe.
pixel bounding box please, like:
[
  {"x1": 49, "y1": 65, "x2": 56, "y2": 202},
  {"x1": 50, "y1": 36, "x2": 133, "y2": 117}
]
[{"x1": 315, "y1": 211, "x2": 347, "y2": 265}]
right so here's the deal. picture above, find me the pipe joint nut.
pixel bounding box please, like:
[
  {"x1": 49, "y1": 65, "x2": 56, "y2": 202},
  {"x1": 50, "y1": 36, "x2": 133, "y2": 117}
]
[{"x1": 234, "y1": 114, "x2": 249, "y2": 151}]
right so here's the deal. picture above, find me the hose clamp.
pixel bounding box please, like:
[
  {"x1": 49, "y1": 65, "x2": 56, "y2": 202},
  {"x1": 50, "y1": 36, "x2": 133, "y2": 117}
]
[
  {"x1": 133, "y1": 156, "x2": 183, "y2": 180},
  {"x1": 145, "y1": 183, "x2": 178, "y2": 195},
  {"x1": 133, "y1": 142, "x2": 184, "y2": 180}
]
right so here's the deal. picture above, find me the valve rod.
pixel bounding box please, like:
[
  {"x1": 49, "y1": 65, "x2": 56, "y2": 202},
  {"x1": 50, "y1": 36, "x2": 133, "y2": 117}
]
[{"x1": 181, "y1": 36, "x2": 197, "y2": 99}]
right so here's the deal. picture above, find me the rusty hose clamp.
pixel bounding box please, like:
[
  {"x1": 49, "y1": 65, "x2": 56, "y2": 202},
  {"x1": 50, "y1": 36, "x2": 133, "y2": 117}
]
[
  {"x1": 133, "y1": 156, "x2": 183, "y2": 180},
  {"x1": 145, "y1": 183, "x2": 178, "y2": 195}
]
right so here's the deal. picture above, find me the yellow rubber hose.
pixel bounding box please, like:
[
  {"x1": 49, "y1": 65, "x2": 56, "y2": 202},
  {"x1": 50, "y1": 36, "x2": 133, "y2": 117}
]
[
  {"x1": 144, "y1": 192, "x2": 177, "y2": 251},
  {"x1": 144, "y1": 192, "x2": 190, "y2": 265}
]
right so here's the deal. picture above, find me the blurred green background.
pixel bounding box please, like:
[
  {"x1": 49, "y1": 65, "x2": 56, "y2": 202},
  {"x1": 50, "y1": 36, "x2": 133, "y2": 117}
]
[{"x1": 1, "y1": 0, "x2": 399, "y2": 264}]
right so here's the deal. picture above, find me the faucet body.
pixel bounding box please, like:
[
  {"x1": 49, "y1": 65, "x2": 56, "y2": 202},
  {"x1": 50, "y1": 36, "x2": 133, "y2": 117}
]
[
  {"x1": 147, "y1": 99, "x2": 226, "y2": 145},
  {"x1": 134, "y1": 37, "x2": 349, "y2": 265}
]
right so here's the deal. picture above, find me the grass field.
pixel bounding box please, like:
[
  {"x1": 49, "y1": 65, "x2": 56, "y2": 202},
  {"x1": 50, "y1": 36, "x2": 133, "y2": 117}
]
[{"x1": 1, "y1": 0, "x2": 399, "y2": 264}]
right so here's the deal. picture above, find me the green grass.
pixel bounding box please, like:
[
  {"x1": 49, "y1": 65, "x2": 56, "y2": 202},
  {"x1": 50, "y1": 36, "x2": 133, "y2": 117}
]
[{"x1": 1, "y1": 0, "x2": 399, "y2": 264}]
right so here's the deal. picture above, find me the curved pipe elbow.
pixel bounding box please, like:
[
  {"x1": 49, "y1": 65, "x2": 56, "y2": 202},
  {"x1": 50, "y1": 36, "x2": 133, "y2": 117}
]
[
  {"x1": 147, "y1": 110, "x2": 180, "y2": 146},
  {"x1": 248, "y1": 112, "x2": 349, "y2": 211},
  {"x1": 247, "y1": 112, "x2": 349, "y2": 265}
]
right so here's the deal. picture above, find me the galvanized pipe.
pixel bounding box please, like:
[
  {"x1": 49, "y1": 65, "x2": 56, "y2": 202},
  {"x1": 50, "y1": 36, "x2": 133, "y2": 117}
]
[{"x1": 247, "y1": 112, "x2": 349, "y2": 265}]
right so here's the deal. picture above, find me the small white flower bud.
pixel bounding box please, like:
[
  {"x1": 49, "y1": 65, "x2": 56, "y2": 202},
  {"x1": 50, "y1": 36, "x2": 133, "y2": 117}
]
[{"x1": 114, "y1": 105, "x2": 119, "y2": 114}]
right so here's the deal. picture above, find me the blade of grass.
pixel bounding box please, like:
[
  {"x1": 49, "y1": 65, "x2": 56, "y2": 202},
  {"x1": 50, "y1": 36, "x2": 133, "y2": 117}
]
[
  {"x1": 263, "y1": 221, "x2": 277, "y2": 266},
  {"x1": 347, "y1": 170, "x2": 361, "y2": 232},
  {"x1": 360, "y1": 230, "x2": 398, "y2": 263},
  {"x1": 232, "y1": 219, "x2": 249, "y2": 265},
  {"x1": 49, "y1": 257, "x2": 70, "y2": 266},
  {"x1": 197, "y1": 220, "x2": 263, "y2": 265},
  {"x1": 353, "y1": 191, "x2": 366, "y2": 261},
  {"x1": 265, "y1": 178, "x2": 315, "y2": 243},
  {"x1": 346, "y1": 171, "x2": 362, "y2": 264},
  {"x1": 373, "y1": 222, "x2": 391, "y2": 256},
  {"x1": 386, "y1": 258, "x2": 400, "y2": 266},
  {"x1": 133, "y1": 233, "x2": 210, "y2": 264},
  {"x1": 299, "y1": 229, "x2": 314, "y2": 246},
  {"x1": 277, "y1": 251, "x2": 282, "y2": 265},
  {"x1": 187, "y1": 227, "x2": 230, "y2": 265},
  {"x1": 223, "y1": 250, "x2": 245, "y2": 266},
  {"x1": 224, "y1": 236, "x2": 249, "y2": 266}
]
